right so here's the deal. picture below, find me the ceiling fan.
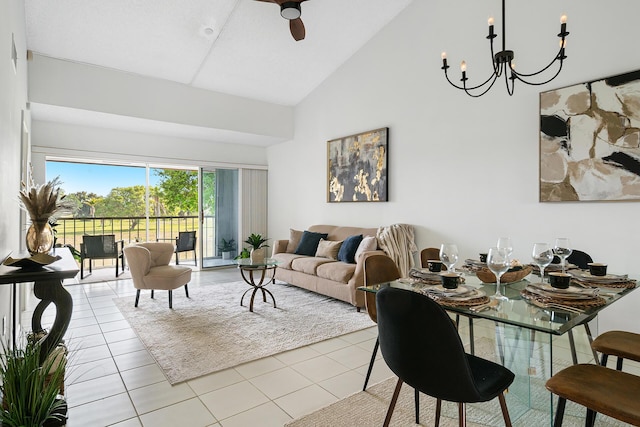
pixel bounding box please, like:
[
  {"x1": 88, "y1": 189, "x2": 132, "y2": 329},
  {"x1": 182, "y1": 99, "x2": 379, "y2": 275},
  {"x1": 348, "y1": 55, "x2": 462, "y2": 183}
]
[{"x1": 255, "y1": 0, "x2": 308, "y2": 41}]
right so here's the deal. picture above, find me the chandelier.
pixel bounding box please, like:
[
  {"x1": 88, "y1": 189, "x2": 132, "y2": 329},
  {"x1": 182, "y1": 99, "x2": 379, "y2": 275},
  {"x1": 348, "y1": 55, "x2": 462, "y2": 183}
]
[{"x1": 440, "y1": 0, "x2": 569, "y2": 97}]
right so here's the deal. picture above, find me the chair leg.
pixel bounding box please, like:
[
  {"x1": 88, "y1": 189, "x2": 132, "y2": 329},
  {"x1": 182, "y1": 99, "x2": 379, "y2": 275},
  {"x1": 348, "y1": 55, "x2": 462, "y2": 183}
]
[
  {"x1": 80, "y1": 257, "x2": 85, "y2": 279},
  {"x1": 134, "y1": 290, "x2": 140, "y2": 307},
  {"x1": 383, "y1": 378, "x2": 403, "y2": 427},
  {"x1": 169, "y1": 290, "x2": 173, "y2": 309},
  {"x1": 617, "y1": 356, "x2": 624, "y2": 371},
  {"x1": 363, "y1": 337, "x2": 379, "y2": 390},
  {"x1": 586, "y1": 408, "x2": 597, "y2": 427},
  {"x1": 175, "y1": 252, "x2": 179, "y2": 265},
  {"x1": 553, "y1": 397, "x2": 566, "y2": 427},
  {"x1": 458, "y1": 402, "x2": 466, "y2": 427},
  {"x1": 151, "y1": 290, "x2": 154, "y2": 299},
  {"x1": 184, "y1": 284, "x2": 189, "y2": 298},
  {"x1": 469, "y1": 317, "x2": 475, "y2": 355},
  {"x1": 414, "y1": 388, "x2": 419, "y2": 424},
  {"x1": 498, "y1": 392, "x2": 512, "y2": 427},
  {"x1": 600, "y1": 353, "x2": 609, "y2": 367},
  {"x1": 435, "y1": 399, "x2": 442, "y2": 427}
]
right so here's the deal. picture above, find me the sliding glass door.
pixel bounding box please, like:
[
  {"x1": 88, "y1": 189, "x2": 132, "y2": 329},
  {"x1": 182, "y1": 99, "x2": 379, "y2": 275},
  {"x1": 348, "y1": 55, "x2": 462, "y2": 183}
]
[{"x1": 200, "y1": 168, "x2": 238, "y2": 268}]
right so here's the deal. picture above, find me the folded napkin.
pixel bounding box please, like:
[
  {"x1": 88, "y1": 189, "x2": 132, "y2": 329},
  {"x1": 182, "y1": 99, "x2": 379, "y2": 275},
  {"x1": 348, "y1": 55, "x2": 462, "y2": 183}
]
[
  {"x1": 568, "y1": 270, "x2": 637, "y2": 289},
  {"x1": 422, "y1": 285, "x2": 476, "y2": 299},
  {"x1": 526, "y1": 282, "x2": 600, "y2": 299},
  {"x1": 531, "y1": 262, "x2": 578, "y2": 274}
]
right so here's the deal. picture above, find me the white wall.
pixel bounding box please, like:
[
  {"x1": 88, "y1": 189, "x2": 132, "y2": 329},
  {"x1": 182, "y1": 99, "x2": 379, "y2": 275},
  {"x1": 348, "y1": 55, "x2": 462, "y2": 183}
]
[
  {"x1": 0, "y1": 0, "x2": 29, "y2": 344},
  {"x1": 267, "y1": 0, "x2": 640, "y2": 333}
]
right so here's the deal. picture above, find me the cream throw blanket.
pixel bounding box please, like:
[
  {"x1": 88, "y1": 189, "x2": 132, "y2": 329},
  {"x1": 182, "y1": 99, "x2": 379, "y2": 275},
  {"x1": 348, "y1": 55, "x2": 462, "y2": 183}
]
[{"x1": 376, "y1": 224, "x2": 417, "y2": 277}]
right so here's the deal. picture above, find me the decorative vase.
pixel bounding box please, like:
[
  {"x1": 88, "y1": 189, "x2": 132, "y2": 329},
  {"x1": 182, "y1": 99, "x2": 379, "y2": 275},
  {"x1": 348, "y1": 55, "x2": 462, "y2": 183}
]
[
  {"x1": 26, "y1": 220, "x2": 54, "y2": 255},
  {"x1": 250, "y1": 247, "x2": 265, "y2": 264}
]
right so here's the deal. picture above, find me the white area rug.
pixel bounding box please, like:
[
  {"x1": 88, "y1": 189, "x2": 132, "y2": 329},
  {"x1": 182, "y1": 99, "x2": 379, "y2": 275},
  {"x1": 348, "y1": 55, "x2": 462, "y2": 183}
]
[{"x1": 113, "y1": 281, "x2": 374, "y2": 384}]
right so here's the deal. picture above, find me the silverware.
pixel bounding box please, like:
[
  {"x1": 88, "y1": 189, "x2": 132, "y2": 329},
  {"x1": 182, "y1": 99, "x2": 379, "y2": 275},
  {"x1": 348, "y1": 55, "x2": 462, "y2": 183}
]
[
  {"x1": 469, "y1": 300, "x2": 499, "y2": 313},
  {"x1": 528, "y1": 298, "x2": 584, "y2": 314}
]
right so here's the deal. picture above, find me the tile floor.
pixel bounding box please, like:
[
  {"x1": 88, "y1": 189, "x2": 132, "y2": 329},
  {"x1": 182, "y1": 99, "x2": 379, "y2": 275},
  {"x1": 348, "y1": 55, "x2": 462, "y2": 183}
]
[{"x1": 20, "y1": 268, "x2": 640, "y2": 427}]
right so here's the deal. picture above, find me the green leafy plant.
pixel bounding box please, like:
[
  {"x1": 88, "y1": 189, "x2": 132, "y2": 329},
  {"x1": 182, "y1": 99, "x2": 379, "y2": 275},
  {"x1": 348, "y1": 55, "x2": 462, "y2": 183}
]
[
  {"x1": 0, "y1": 337, "x2": 67, "y2": 427},
  {"x1": 244, "y1": 233, "x2": 269, "y2": 250},
  {"x1": 219, "y1": 238, "x2": 236, "y2": 252},
  {"x1": 234, "y1": 248, "x2": 251, "y2": 259}
]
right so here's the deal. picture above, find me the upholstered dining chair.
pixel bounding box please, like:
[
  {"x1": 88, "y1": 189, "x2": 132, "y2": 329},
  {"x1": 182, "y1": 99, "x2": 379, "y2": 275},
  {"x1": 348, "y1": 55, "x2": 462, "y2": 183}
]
[
  {"x1": 419, "y1": 247, "x2": 481, "y2": 352},
  {"x1": 376, "y1": 286, "x2": 515, "y2": 427},
  {"x1": 362, "y1": 253, "x2": 400, "y2": 391},
  {"x1": 123, "y1": 242, "x2": 192, "y2": 309}
]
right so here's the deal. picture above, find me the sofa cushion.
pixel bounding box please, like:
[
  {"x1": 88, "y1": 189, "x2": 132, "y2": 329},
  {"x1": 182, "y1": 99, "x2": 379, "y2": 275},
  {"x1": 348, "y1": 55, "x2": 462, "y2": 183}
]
[
  {"x1": 337, "y1": 234, "x2": 363, "y2": 263},
  {"x1": 291, "y1": 256, "x2": 335, "y2": 275},
  {"x1": 295, "y1": 231, "x2": 329, "y2": 256},
  {"x1": 272, "y1": 253, "x2": 305, "y2": 270},
  {"x1": 315, "y1": 239, "x2": 343, "y2": 260},
  {"x1": 355, "y1": 236, "x2": 378, "y2": 262},
  {"x1": 286, "y1": 229, "x2": 303, "y2": 253},
  {"x1": 316, "y1": 261, "x2": 357, "y2": 283}
]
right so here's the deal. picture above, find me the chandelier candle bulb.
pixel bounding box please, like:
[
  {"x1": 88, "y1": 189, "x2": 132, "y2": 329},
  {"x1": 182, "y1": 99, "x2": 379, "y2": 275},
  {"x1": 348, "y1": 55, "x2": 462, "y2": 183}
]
[
  {"x1": 488, "y1": 17, "x2": 495, "y2": 37},
  {"x1": 441, "y1": 51, "x2": 448, "y2": 68}
]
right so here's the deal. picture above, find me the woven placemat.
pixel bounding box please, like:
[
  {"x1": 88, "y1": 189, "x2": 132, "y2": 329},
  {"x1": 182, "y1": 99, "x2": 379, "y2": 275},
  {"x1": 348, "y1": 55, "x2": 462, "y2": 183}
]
[
  {"x1": 521, "y1": 289, "x2": 606, "y2": 308},
  {"x1": 571, "y1": 278, "x2": 636, "y2": 289}
]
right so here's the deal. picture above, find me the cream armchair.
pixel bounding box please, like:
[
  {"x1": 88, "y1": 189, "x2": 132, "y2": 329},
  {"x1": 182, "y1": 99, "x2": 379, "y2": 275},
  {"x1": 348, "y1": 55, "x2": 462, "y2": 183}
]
[{"x1": 123, "y1": 242, "x2": 192, "y2": 309}]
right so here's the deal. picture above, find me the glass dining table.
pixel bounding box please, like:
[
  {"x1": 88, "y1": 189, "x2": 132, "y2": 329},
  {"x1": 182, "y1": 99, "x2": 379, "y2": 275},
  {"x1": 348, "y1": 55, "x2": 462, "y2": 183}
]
[{"x1": 358, "y1": 272, "x2": 638, "y2": 425}]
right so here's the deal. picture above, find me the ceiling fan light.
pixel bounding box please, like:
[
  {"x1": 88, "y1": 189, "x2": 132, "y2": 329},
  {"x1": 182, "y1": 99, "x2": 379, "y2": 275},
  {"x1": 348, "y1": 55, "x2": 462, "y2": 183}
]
[{"x1": 280, "y1": 2, "x2": 301, "y2": 20}]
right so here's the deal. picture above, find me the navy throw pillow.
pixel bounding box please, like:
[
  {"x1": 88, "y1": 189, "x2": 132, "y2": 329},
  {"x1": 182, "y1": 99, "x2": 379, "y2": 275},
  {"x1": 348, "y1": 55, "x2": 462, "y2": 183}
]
[
  {"x1": 337, "y1": 234, "x2": 363, "y2": 264},
  {"x1": 294, "y1": 231, "x2": 329, "y2": 256}
]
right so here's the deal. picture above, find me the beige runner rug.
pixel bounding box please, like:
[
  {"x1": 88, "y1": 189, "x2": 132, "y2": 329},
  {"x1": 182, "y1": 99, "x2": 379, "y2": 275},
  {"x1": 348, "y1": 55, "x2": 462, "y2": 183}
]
[
  {"x1": 113, "y1": 281, "x2": 374, "y2": 384},
  {"x1": 286, "y1": 338, "x2": 626, "y2": 427}
]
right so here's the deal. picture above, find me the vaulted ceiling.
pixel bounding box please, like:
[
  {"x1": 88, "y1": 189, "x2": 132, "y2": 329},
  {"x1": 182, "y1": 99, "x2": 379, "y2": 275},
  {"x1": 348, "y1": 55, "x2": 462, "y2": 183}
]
[{"x1": 26, "y1": 0, "x2": 414, "y2": 144}]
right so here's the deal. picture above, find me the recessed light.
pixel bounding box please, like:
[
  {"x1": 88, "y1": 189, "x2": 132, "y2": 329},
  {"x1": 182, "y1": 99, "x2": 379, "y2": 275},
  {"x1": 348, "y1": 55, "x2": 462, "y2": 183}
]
[{"x1": 204, "y1": 27, "x2": 214, "y2": 35}]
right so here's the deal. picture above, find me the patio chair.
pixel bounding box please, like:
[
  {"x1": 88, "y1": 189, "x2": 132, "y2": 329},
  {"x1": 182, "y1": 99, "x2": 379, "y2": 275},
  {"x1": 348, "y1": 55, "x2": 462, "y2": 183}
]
[
  {"x1": 175, "y1": 231, "x2": 197, "y2": 266},
  {"x1": 80, "y1": 234, "x2": 125, "y2": 279}
]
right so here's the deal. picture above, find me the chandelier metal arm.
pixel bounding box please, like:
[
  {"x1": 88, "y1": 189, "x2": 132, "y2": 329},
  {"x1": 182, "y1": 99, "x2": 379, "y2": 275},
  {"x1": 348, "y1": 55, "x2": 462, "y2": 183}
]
[
  {"x1": 440, "y1": 0, "x2": 568, "y2": 97},
  {"x1": 512, "y1": 59, "x2": 565, "y2": 86},
  {"x1": 510, "y1": 45, "x2": 566, "y2": 78}
]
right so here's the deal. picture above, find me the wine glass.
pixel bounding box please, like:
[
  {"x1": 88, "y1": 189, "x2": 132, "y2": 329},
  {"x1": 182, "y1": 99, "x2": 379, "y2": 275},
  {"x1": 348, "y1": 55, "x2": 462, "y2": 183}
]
[
  {"x1": 496, "y1": 237, "x2": 513, "y2": 261},
  {"x1": 554, "y1": 238, "x2": 572, "y2": 274},
  {"x1": 532, "y1": 243, "x2": 554, "y2": 283},
  {"x1": 439, "y1": 243, "x2": 459, "y2": 273},
  {"x1": 487, "y1": 247, "x2": 510, "y2": 300}
]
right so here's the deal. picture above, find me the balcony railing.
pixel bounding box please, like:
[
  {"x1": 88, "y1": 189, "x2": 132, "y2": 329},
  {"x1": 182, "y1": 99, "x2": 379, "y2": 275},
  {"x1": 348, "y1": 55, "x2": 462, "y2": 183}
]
[{"x1": 54, "y1": 215, "x2": 214, "y2": 266}]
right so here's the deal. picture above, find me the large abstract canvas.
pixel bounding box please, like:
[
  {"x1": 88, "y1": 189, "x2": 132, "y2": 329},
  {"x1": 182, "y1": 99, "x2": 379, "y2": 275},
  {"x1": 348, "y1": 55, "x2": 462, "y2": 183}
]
[
  {"x1": 327, "y1": 127, "x2": 388, "y2": 202},
  {"x1": 539, "y1": 70, "x2": 640, "y2": 202}
]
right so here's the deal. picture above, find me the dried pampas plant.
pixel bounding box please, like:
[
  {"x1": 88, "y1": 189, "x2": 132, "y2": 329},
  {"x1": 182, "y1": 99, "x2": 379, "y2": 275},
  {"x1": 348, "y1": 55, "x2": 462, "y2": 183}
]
[{"x1": 19, "y1": 173, "x2": 73, "y2": 231}]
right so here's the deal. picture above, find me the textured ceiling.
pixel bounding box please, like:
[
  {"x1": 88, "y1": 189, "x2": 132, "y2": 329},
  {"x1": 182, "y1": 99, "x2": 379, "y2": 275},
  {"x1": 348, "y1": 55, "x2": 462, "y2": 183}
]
[{"x1": 26, "y1": 0, "x2": 414, "y2": 108}]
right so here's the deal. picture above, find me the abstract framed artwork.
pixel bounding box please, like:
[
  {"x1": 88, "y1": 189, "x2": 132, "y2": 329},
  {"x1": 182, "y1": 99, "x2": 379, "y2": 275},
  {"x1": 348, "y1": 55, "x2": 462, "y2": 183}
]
[
  {"x1": 539, "y1": 69, "x2": 640, "y2": 202},
  {"x1": 327, "y1": 127, "x2": 388, "y2": 202}
]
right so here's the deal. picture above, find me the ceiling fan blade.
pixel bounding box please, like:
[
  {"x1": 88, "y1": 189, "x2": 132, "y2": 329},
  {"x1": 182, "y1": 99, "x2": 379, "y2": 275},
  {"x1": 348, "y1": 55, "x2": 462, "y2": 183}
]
[{"x1": 290, "y1": 18, "x2": 305, "y2": 41}]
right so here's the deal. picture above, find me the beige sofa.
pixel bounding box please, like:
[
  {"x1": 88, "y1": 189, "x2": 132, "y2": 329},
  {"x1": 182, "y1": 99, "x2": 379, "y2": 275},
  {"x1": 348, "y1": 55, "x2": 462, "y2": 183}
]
[{"x1": 271, "y1": 225, "x2": 385, "y2": 309}]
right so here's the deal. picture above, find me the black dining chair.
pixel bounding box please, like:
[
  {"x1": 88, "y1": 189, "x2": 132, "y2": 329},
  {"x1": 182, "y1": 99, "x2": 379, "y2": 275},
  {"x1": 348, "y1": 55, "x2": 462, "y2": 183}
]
[
  {"x1": 552, "y1": 249, "x2": 593, "y2": 269},
  {"x1": 547, "y1": 248, "x2": 599, "y2": 364},
  {"x1": 376, "y1": 286, "x2": 515, "y2": 427}
]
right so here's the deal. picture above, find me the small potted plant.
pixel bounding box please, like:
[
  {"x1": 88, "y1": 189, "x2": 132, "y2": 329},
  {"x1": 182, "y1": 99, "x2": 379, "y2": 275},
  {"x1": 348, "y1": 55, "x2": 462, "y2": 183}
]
[
  {"x1": 244, "y1": 233, "x2": 269, "y2": 263},
  {"x1": 219, "y1": 238, "x2": 236, "y2": 260}
]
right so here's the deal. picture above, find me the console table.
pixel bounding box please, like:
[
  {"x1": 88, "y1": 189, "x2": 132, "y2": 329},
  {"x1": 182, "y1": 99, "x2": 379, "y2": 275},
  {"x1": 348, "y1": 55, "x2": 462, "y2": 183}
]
[{"x1": 0, "y1": 247, "x2": 78, "y2": 362}]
